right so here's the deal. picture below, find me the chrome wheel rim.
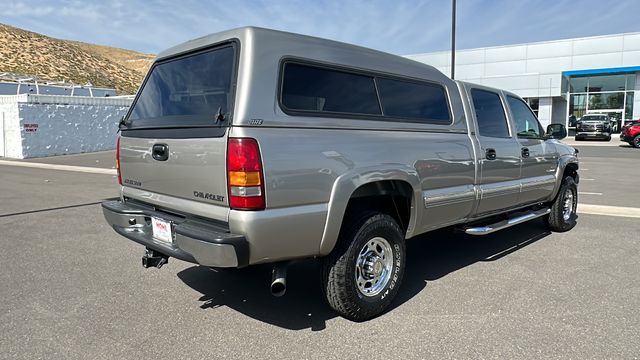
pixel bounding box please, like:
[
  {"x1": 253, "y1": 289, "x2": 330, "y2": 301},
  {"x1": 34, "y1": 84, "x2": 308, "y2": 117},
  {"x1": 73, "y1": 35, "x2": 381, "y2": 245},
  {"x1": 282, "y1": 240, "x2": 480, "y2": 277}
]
[
  {"x1": 562, "y1": 189, "x2": 575, "y2": 221},
  {"x1": 635, "y1": 137, "x2": 640, "y2": 148},
  {"x1": 355, "y1": 237, "x2": 394, "y2": 297}
]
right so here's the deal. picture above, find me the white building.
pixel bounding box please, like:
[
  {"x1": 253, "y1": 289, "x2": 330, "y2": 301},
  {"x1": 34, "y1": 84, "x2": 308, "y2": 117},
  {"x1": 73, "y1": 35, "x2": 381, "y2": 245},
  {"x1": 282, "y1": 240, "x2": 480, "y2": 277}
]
[
  {"x1": 0, "y1": 94, "x2": 131, "y2": 158},
  {"x1": 406, "y1": 32, "x2": 640, "y2": 132}
]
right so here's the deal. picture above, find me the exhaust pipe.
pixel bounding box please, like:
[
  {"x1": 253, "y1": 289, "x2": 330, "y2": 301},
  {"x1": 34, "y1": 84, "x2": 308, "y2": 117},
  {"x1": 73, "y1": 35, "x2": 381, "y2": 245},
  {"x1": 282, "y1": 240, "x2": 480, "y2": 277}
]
[{"x1": 270, "y1": 263, "x2": 287, "y2": 297}]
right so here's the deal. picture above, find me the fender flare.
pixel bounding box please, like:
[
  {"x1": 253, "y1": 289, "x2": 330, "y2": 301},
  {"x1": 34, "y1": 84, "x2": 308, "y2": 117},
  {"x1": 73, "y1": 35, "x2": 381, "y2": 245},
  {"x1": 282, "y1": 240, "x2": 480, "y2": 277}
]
[
  {"x1": 549, "y1": 154, "x2": 579, "y2": 201},
  {"x1": 318, "y1": 165, "x2": 422, "y2": 256}
]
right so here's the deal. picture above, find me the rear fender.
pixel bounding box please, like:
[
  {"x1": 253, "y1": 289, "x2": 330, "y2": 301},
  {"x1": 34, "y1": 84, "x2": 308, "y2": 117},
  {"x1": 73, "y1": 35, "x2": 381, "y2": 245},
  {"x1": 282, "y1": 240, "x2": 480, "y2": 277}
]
[{"x1": 318, "y1": 165, "x2": 421, "y2": 256}]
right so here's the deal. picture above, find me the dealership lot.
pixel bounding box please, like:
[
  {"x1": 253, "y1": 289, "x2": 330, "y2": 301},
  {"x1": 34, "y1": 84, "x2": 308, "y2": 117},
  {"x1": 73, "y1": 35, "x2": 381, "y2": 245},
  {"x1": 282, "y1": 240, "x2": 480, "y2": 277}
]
[{"x1": 1, "y1": 144, "x2": 638, "y2": 359}]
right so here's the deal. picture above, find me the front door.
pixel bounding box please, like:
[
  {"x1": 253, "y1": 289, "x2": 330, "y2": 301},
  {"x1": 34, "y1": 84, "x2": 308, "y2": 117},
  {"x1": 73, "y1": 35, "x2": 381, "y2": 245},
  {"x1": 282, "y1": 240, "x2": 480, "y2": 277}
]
[
  {"x1": 468, "y1": 87, "x2": 522, "y2": 215},
  {"x1": 506, "y1": 95, "x2": 558, "y2": 204}
]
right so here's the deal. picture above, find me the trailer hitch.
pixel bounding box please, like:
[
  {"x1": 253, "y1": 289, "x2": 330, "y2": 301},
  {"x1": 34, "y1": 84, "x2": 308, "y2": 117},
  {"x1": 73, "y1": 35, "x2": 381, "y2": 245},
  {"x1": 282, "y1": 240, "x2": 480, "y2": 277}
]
[{"x1": 142, "y1": 248, "x2": 169, "y2": 269}]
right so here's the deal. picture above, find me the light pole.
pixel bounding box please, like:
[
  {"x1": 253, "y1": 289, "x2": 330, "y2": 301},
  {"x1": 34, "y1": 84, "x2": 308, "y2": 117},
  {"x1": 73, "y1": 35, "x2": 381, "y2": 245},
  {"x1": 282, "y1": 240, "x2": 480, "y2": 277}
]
[{"x1": 451, "y1": 0, "x2": 456, "y2": 79}]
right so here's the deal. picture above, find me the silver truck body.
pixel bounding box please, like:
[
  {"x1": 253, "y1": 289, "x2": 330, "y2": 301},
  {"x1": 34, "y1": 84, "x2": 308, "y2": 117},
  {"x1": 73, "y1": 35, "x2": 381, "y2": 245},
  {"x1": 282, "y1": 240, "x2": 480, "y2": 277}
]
[{"x1": 103, "y1": 27, "x2": 578, "y2": 270}]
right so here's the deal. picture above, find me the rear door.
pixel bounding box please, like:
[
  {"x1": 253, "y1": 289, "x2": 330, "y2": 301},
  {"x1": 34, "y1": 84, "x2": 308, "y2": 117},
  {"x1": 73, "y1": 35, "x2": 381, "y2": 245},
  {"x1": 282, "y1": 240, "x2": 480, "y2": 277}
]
[
  {"x1": 118, "y1": 42, "x2": 238, "y2": 217},
  {"x1": 468, "y1": 87, "x2": 522, "y2": 215},
  {"x1": 505, "y1": 95, "x2": 558, "y2": 204}
]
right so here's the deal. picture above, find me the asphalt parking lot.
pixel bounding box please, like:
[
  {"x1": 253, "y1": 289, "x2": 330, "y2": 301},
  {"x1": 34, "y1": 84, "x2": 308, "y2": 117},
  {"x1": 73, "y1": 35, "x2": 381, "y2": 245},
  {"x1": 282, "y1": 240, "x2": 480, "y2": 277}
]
[{"x1": 1, "y1": 141, "x2": 639, "y2": 359}]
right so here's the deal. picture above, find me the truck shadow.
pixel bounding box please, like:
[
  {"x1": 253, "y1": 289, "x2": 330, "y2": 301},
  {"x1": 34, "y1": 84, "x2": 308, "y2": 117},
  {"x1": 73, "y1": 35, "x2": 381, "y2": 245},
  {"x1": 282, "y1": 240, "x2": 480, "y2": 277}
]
[{"x1": 177, "y1": 219, "x2": 551, "y2": 331}]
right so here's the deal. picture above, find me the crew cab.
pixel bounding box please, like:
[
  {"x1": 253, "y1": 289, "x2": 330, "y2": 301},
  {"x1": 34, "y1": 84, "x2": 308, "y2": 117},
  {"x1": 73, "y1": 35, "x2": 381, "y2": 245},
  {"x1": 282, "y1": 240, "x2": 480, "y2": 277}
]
[{"x1": 102, "y1": 27, "x2": 579, "y2": 321}]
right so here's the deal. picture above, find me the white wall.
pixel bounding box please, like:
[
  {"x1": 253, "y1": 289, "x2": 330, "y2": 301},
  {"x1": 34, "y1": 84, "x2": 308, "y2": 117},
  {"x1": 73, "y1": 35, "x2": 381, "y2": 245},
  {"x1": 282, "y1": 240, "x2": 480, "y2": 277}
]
[
  {"x1": 0, "y1": 101, "x2": 22, "y2": 158},
  {"x1": 18, "y1": 103, "x2": 128, "y2": 158},
  {"x1": 537, "y1": 97, "x2": 553, "y2": 128},
  {"x1": 0, "y1": 94, "x2": 131, "y2": 159}
]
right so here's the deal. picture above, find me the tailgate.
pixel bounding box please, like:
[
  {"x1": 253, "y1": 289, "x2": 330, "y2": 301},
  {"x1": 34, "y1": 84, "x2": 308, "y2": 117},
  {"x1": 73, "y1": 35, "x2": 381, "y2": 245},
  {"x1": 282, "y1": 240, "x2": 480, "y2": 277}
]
[{"x1": 119, "y1": 133, "x2": 228, "y2": 207}]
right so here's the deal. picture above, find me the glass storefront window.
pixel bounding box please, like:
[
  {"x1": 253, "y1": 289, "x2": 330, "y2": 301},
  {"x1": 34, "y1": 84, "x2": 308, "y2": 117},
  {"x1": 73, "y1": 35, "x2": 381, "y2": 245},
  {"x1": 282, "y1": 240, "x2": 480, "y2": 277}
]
[
  {"x1": 587, "y1": 74, "x2": 627, "y2": 92},
  {"x1": 625, "y1": 74, "x2": 636, "y2": 91},
  {"x1": 569, "y1": 74, "x2": 635, "y2": 93},
  {"x1": 626, "y1": 91, "x2": 635, "y2": 120},
  {"x1": 567, "y1": 72, "x2": 637, "y2": 132},
  {"x1": 569, "y1": 77, "x2": 588, "y2": 93},
  {"x1": 569, "y1": 94, "x2": 587, "y2": 120},
  {"x1": 588, "y1": 92, "x2": 625, "y2": 110}
]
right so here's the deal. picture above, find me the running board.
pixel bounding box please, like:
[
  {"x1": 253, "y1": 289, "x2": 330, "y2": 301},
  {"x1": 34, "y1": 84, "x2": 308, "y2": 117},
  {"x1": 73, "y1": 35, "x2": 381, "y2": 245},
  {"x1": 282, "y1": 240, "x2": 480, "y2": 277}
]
[{"x1": 463, "y1": 208, "x2": 551, "y2": 235}]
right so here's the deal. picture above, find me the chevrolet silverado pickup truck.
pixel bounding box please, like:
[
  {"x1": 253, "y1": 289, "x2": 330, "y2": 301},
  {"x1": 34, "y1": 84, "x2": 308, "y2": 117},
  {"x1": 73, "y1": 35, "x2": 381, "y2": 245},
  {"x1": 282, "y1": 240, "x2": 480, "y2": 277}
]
[{"x1": 102, "y1": 27, "x2": 579, "y2": 321}]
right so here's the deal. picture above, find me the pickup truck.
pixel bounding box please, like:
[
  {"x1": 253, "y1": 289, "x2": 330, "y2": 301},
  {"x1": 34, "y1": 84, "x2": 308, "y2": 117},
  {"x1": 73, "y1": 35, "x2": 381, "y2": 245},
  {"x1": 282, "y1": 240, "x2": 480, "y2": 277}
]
[
  {"x1": 102, "y1": 27, "x2": 579, "y2": 321},
  {"x1": 575, "y1": 114, "x2": 613, "y2": 141}
]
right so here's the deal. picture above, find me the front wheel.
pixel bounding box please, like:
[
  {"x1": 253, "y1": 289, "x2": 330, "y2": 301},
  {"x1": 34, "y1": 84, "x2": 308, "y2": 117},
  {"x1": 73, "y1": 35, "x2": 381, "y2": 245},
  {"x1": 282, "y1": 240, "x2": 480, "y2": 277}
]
[
  {"x1": 633, "y1": 135, "x2": 640, "y2": 148},
  {"x1": 544, "y1": 176, "x2": 578, "y2": 232},
  {"x1": 322, "y1": 212, "x2": 406, "y2": 321}
]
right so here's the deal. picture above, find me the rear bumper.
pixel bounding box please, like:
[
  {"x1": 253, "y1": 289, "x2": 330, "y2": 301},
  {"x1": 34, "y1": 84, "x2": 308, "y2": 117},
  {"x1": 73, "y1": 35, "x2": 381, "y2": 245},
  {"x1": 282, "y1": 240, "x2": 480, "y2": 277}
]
[{"x1": 102, "y1": 200, "x2": 249, "y2": 268}]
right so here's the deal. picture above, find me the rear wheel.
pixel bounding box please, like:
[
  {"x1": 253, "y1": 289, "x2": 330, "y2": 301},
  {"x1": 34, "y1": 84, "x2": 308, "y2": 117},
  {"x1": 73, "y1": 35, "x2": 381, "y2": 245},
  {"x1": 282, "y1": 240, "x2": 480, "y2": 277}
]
[
  {"x1": 322, "y1": 212, "x2": 406, "y2": 321},
  {"x1": 633, "y1": 135, "x2": 640, "y2": 148},
  {"x1": 544, "y1": 176, "x2": 578, "y2": 232}
]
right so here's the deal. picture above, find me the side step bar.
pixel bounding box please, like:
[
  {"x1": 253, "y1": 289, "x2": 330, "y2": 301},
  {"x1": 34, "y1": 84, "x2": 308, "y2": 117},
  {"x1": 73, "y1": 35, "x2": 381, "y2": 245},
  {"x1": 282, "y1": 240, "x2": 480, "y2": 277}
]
[{"x1": 463, "y1": 208, "x2": 550, "y2": 236}]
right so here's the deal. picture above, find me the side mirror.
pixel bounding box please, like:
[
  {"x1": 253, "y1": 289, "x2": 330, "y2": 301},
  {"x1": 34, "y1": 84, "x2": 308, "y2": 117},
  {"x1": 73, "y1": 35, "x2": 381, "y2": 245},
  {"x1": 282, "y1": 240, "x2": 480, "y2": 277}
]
[{"x1": 546, "y1": 124, "x2": 567, "y2": 140}]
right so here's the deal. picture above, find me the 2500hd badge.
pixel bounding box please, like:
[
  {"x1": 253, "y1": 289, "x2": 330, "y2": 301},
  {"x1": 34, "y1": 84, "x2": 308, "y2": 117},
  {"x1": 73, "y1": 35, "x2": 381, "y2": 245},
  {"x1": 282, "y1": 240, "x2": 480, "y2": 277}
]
[{"x1": 193, "y1": 191, "x2": 225, "y2": 202}]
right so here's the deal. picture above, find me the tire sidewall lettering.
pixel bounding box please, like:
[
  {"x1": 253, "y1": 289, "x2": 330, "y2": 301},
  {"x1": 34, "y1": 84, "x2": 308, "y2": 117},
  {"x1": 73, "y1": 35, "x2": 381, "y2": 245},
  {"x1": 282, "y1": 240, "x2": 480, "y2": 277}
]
[{"x1": 381, "y1": 239, "x2": 403, "y2": 299}]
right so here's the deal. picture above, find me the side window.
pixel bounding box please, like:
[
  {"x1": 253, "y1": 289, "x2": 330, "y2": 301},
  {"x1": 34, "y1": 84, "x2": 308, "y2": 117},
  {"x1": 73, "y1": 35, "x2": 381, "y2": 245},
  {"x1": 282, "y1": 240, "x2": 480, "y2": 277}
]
[
  {"x1": 281, "y1": 63, "x2": 381, "y2": 115},
  {"x1": 470, "y1": 89, "x2": 510, "y2": 137},
  {"x1": 507, "y1": 96, "x2": 542, "y2": 138},
  {"x1": 376, "y1": 78, "x2": 450, "y2": 123}
]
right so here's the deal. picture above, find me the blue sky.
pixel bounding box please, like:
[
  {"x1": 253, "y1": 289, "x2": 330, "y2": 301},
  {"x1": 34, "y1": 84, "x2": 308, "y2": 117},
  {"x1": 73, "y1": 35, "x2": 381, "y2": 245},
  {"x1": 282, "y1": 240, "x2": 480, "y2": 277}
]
[{"x1": 1, "y1": 0, "x2": 639, "y2": 55}]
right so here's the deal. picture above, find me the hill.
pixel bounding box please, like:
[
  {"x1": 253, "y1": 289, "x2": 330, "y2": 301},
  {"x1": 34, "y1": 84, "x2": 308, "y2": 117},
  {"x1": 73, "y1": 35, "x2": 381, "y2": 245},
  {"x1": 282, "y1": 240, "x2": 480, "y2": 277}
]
[{"x1": 0, "y1": 23, "x2": 154, "y2": 94}]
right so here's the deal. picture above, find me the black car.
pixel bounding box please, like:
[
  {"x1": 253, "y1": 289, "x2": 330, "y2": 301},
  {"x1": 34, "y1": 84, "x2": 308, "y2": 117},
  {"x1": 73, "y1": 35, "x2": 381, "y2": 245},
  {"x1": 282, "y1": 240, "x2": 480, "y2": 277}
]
[{"x1": 575, "y1": 114, "x2": 612, "y2": 141}]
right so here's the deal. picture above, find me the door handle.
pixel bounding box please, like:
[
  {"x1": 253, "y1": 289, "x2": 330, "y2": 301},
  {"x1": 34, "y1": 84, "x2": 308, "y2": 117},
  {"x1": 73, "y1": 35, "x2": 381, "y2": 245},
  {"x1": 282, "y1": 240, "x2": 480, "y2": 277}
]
[
  {"x1": 152, "y1": 144, "x2": 169, "y2": 161},
  {"x1": 521, "y1": 147, "x2": 530, "y2": 158},
  {"x1": 485, "y1": 148, "x2": 497, "y2": 160}
]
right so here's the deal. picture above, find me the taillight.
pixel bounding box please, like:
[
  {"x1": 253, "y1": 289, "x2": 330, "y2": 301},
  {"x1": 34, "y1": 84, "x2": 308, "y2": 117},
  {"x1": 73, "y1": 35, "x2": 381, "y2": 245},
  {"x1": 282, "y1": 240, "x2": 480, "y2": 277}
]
[
  {"x1": 115, "y1": 136, "x2": 122, "y2": 185},
  {"x1": 227, "y1": 138, "x2": 265, "y2": 210}
]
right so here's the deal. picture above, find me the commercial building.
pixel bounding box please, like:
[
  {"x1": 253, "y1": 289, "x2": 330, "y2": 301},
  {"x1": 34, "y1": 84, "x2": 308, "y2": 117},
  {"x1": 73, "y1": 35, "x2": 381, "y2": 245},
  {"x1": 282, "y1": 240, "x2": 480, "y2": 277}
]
[{"x1": 406, "y1": 32, "x2": 640, "y2": 132}]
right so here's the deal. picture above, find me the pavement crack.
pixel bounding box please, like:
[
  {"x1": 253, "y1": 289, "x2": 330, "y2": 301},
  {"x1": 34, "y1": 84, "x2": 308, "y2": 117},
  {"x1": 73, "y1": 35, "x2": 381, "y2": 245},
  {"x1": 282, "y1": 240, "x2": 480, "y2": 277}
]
[{"x1": 0, "y1": 198, "x2": 117, "y2": 218}]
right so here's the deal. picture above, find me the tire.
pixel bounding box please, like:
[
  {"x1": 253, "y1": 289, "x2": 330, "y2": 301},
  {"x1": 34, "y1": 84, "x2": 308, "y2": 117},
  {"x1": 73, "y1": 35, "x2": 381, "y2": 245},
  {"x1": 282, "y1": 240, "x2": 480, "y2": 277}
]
[
  {"x1": 604, "y1": 136, "x2": 611, "y2": 141},
  {"x1": 574, "y1": 136, "x2": 582, "y2": 141},
  {"x1": 322, "y1": 212, "x2": 406, "y2": 321},
  {"x1": 544, "y1": 176, "x2": 578, "y2": 232},
  {"x1": 633, "y1": 135, "x2": 640, "y2": 148}
]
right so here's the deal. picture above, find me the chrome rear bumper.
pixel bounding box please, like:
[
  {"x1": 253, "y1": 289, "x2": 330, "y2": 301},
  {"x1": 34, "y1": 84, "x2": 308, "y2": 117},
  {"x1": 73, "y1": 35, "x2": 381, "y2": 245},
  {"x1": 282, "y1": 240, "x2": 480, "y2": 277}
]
[{"x1": 102, "y1": 200, "x2": 249, "y2": 268}]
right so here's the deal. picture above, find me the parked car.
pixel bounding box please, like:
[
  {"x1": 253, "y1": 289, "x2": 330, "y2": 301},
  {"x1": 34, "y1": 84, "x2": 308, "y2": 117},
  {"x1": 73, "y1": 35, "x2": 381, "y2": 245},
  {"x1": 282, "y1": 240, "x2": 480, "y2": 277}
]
[
  {"x1": 620, "y1": 120, "x2": 640, "y2": 148},
  {"x1": 102, "y1": 27, "x2": 580, "y2": 321},
  {"x1": 575, "y1": 114, "x2": 613, "y2": 141}
]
